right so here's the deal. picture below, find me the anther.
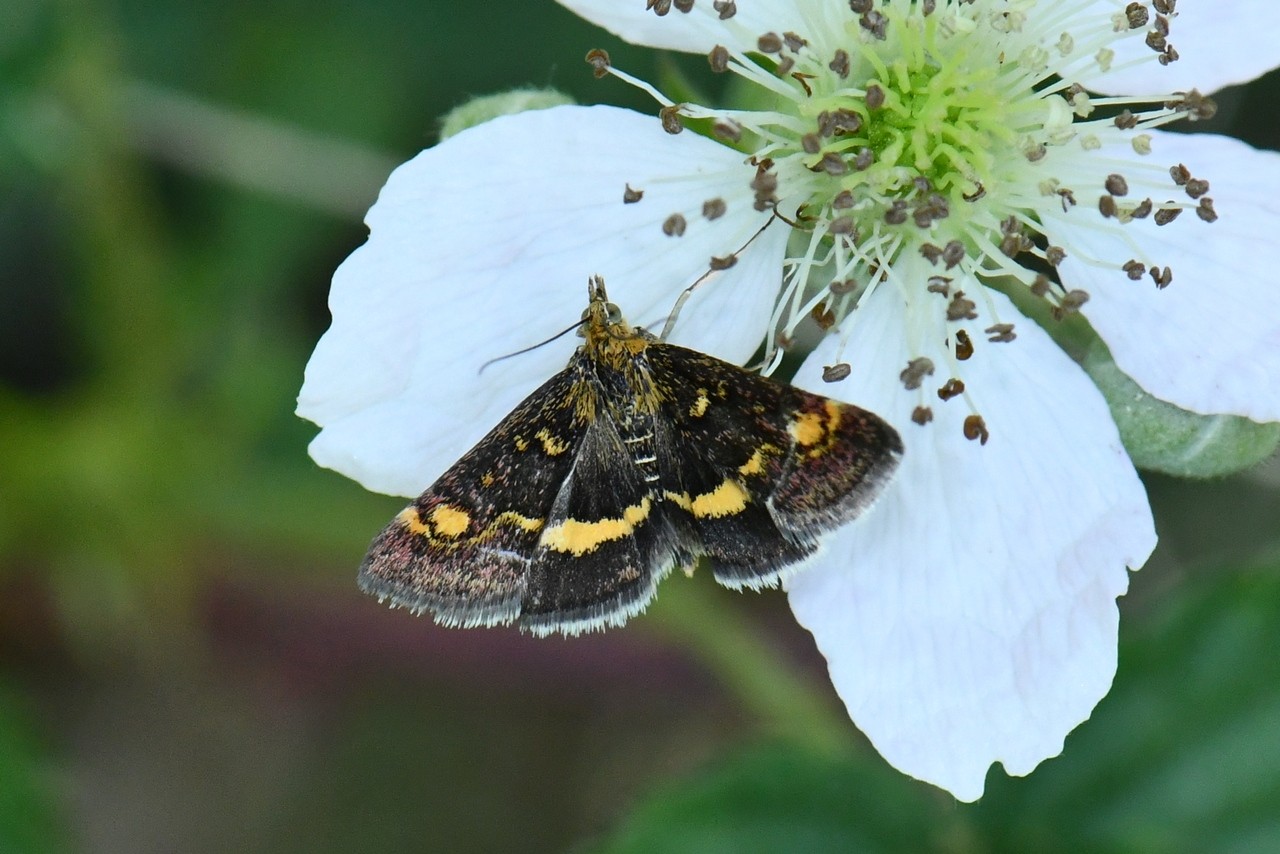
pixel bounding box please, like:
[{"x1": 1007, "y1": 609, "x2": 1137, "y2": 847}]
[
  {"x1": 709, "y1": 255, "x2": 737, "y2": 270},
  {"x1": 811, "y1": 305, "x2": 836, "y2": 330},
  {"x1": 1196, "y1": 198, "x2": 1217, "y2": 222},
  {"x1": 963, "y1": 415, "x2": 990, "y2": 445},
  {"x1": 663, "y1": 214, "x2": 687, "y2": 236},
  {"x1": 1167, "y1": 90, "x2": 1216, "y2": 121},
  {"x1": 702, "y1": 198, "x2": 726, "y2": 220},
  {"x1": 900, "y1": 357, "x2": 935, "y2": 391},
  {"x1": 713, "y1": 119, "x2": 743, "y2": 142},
  {"x1": 1184, "y1": 178, "x2": 1209, "y2": 199},
  {"x1": 985, "y1": 323, "x2": 1016, "y2": 343},
  {"x1": 1122, "y1": 259, "x2": 1145, "y2": 280},
  {"x1": 938, "y1": 378, "x2": 965, "y2": 401},
  {"x1": 947, "y1": 292, "x2": 978, "y2": 321},
  {"x1": 829, "y1": 49, "x2": 850, "y2": 79},
  {"x1": 708, "y1": 45, "x2": 730, "y2": 73},
  {"x1": 712, "y1": 0, "x2": 736, "y2": 19},
  {"x1": 1149, "y1": 265, "x2": 1172, "y2": 288},
  {"x1": 912, "y1": 406, "x2": 934, "y2": 425},
  {"x1": 828, "y1": 216, "x2": 856, "y2": 237},
  {"x1": 659, "y1": 105, "x2": 684, "y2": 134},
  {"x1": 820, "y1": 152, "x2": 848, "y2": 175},
  {"x1": 822, "y1": 363, "x2": 852, "y2": 383},
  {"x1": 859, "y1": 9, "x2": 889, "y2": 39},
  {"x1": 1114, "y1": 110, "x2": 1138, "y2": 129},
  {"x1": 758, "y1": 32, "x2": 783, "y2": 54},
  {"x1": 623, "y1": 184, "x2": 644, "y2": 204},
  {"x1": 585, "y1": 48, "x2": 611, "y2": 78},
  {"x1": 1105, "y1": 174, "x2": 1129, "y2": 196},
  {"x1": 1053, "y1": 289, "x2": 1090, "y2": 319},
  {"x1": 954, "y1": 329, "x2": 973, "y2": 360},
  {"x1": 864, "y1": 83, "x2": 885, "y2": 110}
]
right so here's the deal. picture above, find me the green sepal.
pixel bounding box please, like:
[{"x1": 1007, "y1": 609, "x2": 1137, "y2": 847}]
[
  {"x1": 1082, "y1": 342, "x2": 1280, "y2": 478},
  {"x1": 438, "y1": 88, "x2": 575, "y2": 141}
]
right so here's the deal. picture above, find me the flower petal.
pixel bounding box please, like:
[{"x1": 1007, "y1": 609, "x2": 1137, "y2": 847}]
[
  {"x1": 1077, "y1": 0, "x2": 1280, "y2": 95},
  {"x1": 555, "y1": 0, "x2": 810, "y2": 55},
  {"x1": 1053, "y1": 130, "x2": 1280, "y2": 423},
  {"x1": 298, "y1": 104, "x2": 781, "y2": 496},
  {"x1": 785, "y1": 281, "x2": 1156, "y2": 801}
]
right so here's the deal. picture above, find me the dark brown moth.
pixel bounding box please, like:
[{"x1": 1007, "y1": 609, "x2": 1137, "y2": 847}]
[{"x1": 359, "y1": 277, "x2": 902, "y2": 635}]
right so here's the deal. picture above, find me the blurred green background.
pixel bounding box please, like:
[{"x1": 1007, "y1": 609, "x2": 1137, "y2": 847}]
[{"x1": 2, "y1": 1, "x2": 1279, "y2": 851}]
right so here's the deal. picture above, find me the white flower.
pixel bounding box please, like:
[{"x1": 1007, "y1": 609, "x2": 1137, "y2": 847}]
[{"x1": 298, "y1": 0, "x2": 1280, "y2": 800}]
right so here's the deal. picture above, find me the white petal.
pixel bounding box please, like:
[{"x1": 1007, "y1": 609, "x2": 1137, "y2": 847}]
[
  {"x1": 1052, "y1": 130, "x2": 1280, "y2": 422},
  {"x1": 1077, "y1": 0, "x2": 1280, "y2": 95},
  {"x1": 298, "y1": 104, "x2": 782, "y2": 496},
  {"x1": 555, "y1": 0, "x2": 810, "y2": 55},
  {"x1": 785, "y1": 281, "x2": 1156, "y2": 801}
]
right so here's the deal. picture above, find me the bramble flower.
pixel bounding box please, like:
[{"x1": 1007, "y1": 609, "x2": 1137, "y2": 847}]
[{"x1": 299, "y1": 0, "x2": 1280, "y2": 800}]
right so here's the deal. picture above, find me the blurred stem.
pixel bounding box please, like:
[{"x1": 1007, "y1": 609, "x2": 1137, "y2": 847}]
[
  {"x1": 121, "y1": 81, "x2": 399, "y2": 218},
  {"x1": 646, "y1": 577, "x2": 855, "y2": 755}
]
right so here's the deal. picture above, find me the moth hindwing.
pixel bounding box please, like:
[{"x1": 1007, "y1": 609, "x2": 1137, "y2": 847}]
[{"x1": 358, "y1": 277, "x2": 903, "y2": 636}]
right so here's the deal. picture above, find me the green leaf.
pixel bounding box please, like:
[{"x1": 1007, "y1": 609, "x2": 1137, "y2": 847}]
[
  {"x1": 593, "y1": 746, "x2": 947, "y2": 854},
  {"x1": 597, "y1": 562, "x2": 1280, "y2": 854},
  {"x1": 977, "y1": 563, "x2": 1280, "y2": 853},
  {"x1": 0, "y1": 687, "x2": 65, "y2": 854},
  {"x1": 1083, "y1": 343, "x2": 1280, "y2": 478},
  {"x1": 438, "y1": 89, "x2": 575, "y2": 141}
]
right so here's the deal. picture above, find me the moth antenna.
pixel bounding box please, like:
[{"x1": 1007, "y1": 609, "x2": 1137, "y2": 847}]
[
  {"x1": 659, "y1": 211, "x2": 781, "y2": 341},
  {"x1": 478, "y1": 317, "x2": 589, "y2": 375}
]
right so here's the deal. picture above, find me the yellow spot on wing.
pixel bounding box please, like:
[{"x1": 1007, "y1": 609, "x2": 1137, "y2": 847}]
[
  {"x1": 539, "y1": 496, "x2": 653, "y2": 556},
  {"x1": 689, "y1": 389, "x2": 710, "y2": 418},
  {"x1": 535, "y1": 427, "x2": 569, "y2": 456},
  {"x1": 664, "y1": 479, "x2": 750, "y2": 518},
  {"x1": 492, "y1": 511, "x2": 543, "y2": 533},
  {"x1": 691, "y1": 479, "x2": 749, "y2": 517},
  {"x1": 737, "y1": 445, "x2": 777, "y2": 477},
  {"x1": 823, "y1": 399, "x2": 842, "y2": 432},
  {"x1": 397, "y1": 506, "x2": 430, "y2": 536},
  {"x1": 790, "y1": 411, "x2": 825, "y2": 446},
  {"x1": 430, "y1": 505, "x2": 471, "y2": 537}
]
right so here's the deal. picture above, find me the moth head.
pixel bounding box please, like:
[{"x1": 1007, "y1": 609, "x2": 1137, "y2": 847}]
[{"x1": 580, "y1": 275, "x2": 626, "y2": 337}]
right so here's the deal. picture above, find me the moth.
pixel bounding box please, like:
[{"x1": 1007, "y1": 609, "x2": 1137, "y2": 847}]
[{"x1": 359, "y1": 277, "x2": 902, "y2": 635}]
